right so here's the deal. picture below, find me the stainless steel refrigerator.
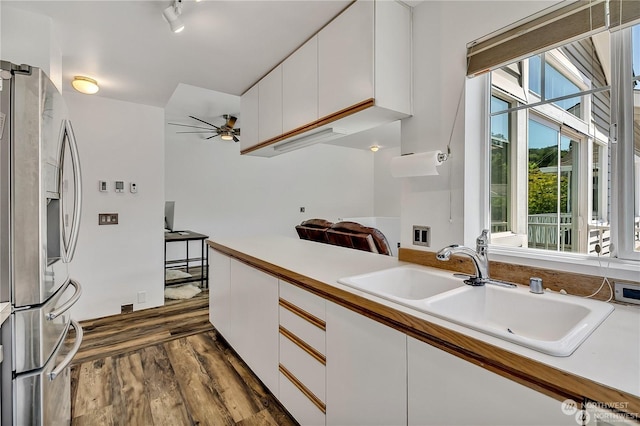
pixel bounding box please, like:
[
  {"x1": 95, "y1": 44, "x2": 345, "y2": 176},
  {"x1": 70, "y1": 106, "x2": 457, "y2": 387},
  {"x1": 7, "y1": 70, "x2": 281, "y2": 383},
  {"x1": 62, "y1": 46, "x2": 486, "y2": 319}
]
[{"x1": 0, "y1": 61, "x2": 84, "y2": 425}]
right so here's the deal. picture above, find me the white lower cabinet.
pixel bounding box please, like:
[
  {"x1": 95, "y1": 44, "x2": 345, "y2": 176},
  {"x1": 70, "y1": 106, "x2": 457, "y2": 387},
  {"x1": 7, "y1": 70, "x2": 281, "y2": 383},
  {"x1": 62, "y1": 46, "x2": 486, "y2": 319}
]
[
  {"x1": 326, "y1": 302, "x2": 407, "y2": 426},
  {"x1": 228, "y1": 259, "x2": 279, "y2": 395},
  {"x1": 407, "y1": 336, "x2": 576, "y2": 426},
  {"x1": 208, "y1": 249, "x2": 231, "y2": 338}
]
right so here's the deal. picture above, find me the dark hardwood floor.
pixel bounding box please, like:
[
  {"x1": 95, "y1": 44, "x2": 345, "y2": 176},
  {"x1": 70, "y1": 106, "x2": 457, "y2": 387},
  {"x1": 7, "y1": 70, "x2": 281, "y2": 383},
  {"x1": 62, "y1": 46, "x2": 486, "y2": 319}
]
[{"x1": 70, "y1": 291, "x2": 297, "y2": 425}]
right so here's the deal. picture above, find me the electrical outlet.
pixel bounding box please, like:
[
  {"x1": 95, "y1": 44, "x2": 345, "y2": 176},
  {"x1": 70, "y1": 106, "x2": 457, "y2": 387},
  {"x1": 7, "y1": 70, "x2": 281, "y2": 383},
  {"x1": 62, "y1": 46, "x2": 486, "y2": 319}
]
[
  {"x1": 413, "y1": 225, "x2": 430, "y2": 247},
  {"x1": 137, "y1": 291, "x2": 146, "y2": 303},
  {"x1": 98, "y1": 213, "x2": 119, "y2": 225},
  {"x1": 300, "y1": 207, "x2": 305, "y2": 213},
  {"x1": 121, "y1": 304, "x2": 133, "y2": 314}
]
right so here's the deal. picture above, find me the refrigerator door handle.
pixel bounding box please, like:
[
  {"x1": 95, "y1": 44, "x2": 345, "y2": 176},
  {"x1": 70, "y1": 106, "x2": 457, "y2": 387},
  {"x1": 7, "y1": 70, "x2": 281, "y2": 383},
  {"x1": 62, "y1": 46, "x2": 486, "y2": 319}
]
[
  {"x1": 46, "y1": 279, "x2": 82, "y2": 321},
  {"x1": 48, "y1": 319, "x2": 83, "y2": 381},
  {"x1": 62, "y1": 119, "x2": 82, "y2": 263}
]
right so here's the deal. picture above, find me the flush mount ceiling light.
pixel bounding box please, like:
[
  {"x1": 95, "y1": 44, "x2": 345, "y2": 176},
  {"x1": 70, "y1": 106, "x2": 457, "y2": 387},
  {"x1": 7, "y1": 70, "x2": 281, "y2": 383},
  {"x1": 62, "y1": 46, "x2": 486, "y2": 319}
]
[
  {"x1": 162, "y1": 0, "x2": 185, "y2": 33},
  {"x1": 370, "y1": 145, "x2": 380, "y2": 152},
  {"x1": 71, "y1": 76, "x2": 99, "y2": 94}
]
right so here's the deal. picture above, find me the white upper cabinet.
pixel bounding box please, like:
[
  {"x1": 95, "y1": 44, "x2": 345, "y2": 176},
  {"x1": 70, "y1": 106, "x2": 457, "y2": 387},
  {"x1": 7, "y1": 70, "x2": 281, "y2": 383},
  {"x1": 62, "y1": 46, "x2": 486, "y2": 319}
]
[
  {"x1": 258, "y1": 65, "x2": 283, "y2": 142},
  {"x1": 240, "y1": 0, "x2": 412, "y2": 157},
  {"x1": 283, "y1": 36, "x2": 319, "y2": 134},
  {"x1": 239, "y1": 84, "x2": 259, "y2": 153},
  {"x1": 318, "y1": 1, "x2": 374, "y2": 118}
]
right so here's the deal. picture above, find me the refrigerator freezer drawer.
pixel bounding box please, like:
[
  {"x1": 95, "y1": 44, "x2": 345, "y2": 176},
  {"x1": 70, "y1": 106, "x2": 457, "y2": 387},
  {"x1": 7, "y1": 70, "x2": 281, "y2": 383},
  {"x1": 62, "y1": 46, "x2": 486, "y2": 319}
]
[
  {"x1": 14, "y1": 279, "x2": 81, "y2": 374},
  {"x1": 14, "y1": 319, "x2": 82, "y2": 426}
]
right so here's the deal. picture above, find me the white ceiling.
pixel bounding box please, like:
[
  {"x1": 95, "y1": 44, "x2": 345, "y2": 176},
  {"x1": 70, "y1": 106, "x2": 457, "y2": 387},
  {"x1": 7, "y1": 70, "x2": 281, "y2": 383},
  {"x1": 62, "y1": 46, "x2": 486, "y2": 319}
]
[{"x1": 7, "y1": 0, "x2": 351, "y2": 107}]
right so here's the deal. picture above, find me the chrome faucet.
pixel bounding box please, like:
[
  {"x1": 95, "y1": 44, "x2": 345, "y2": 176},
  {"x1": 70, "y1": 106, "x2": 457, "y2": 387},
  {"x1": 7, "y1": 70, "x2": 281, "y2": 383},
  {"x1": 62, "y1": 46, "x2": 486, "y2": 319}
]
[{"x1": 436, "y1": 229, "x2": 490, "y2": 286}]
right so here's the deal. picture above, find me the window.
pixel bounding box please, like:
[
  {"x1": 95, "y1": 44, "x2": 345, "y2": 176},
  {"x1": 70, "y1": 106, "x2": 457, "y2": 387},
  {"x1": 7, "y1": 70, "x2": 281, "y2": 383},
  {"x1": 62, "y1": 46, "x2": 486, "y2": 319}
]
[{"x1": 483, "y1": 22, "x2": 640, "y2": 260}]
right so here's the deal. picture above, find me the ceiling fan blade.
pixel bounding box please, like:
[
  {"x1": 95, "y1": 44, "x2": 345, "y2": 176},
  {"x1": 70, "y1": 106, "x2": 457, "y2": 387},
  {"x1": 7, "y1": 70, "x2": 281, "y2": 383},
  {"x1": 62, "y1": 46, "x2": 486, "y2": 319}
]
[
  {"x1": 168, "y1": 123, "x2": 215, "y2": 130},
  {"x1": 188, "y1": 115, "x2": 221, "y2": 130},
  {"x1": 226, "y1": 115, "x2": 237, "y2": 129},
  {"x1": 232, "y1": 135, "x2": 240, "y2": 143},
  {"x1": 205, "y1": 134, "x2": 219, "y2": 140},
  {"x1": 176, "y1": 131, "x2": 217, "y2": 134}
]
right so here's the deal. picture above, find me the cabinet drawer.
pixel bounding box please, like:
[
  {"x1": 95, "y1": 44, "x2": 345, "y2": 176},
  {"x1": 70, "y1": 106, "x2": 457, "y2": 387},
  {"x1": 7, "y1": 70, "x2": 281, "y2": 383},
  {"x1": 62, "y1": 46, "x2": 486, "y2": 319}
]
[
  {"x1": 279, "y1": 305, "x2": 325, "y2": 355},
  {"x1": 279, "y1": 369, "x2": 326, "y2": 426},
  {"x1": 279, "y1": 331, "x2": 326, "y2": 402},
  {"x1": 279, "y1": 280, "x2": 325, "y2": 321}
]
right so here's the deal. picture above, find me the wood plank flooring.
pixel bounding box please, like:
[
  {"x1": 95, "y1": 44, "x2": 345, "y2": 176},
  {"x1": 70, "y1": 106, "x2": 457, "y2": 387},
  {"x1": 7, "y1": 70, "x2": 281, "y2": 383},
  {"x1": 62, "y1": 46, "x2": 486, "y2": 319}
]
[{"x1": 70, "y1": 292, "x2": 297, "y2": 425}]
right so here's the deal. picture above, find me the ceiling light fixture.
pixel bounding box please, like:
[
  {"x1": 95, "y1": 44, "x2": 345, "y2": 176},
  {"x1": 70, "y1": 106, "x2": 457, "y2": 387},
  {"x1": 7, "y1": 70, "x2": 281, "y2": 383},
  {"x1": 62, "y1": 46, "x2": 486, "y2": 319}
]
[
  {"x1": 162, "y1": 0, "x2": 185, "y2": 33},
  {"x1": 370, "y1": 145, "x2": 380, "y2": 152},
  {"x1": 220, "y1": 131, "x2": 234, "y2": 141},
  {"x1": 71, "y1": 76, "x2": 99, "y2": 94}
]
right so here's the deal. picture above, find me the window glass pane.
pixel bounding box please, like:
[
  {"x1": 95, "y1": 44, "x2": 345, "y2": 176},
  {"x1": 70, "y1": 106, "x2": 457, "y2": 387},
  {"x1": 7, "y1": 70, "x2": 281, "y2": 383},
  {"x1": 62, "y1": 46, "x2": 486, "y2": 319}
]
[
  {"x1": 560, "y1": 136, "x2": 580, "y2": 252},
  {"x1": 528, "y1": 120, "x2": 559, "y2": 251},
  {"x1": 529, "y1": 54, "x2": 541, "y2": 95},
  {"x1": 545, "y1": 63, "x2": 582, "y2": 117},
  {"x1": 633, "y1": 25, "x2": 640, "y2": 80},
  {"x1": 491, "y1": 97, "x2": 511, "y2": 233},
  {"x1": 632, "y1": 25, "x2": 640, "y2": 252}
]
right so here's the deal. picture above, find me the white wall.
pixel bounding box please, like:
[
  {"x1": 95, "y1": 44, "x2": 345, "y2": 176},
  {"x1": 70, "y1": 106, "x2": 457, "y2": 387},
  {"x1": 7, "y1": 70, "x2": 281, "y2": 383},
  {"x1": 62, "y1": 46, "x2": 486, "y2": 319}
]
[
  {"x1": 401, "y1": 0, "x2": 560, "y2": 251},
  {"x1": 66, "y1": 92, "x2": 165, "y2": 320},
  {"x1": 0, "y1": 5, "x2": 62, "y2": 91},
  {"x1": 165, "y1": 134, "x2": 375, "y2": 245},
  {"x1": 374, "y1": 146, "x2": 402, "y2": 217}
]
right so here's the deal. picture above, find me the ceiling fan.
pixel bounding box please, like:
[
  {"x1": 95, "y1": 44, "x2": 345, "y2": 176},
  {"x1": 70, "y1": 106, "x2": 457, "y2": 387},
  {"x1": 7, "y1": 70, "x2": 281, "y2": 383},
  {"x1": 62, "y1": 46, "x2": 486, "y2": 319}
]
[{"x1": 169, "y1": 114, "x2": 241, "y2": 142}]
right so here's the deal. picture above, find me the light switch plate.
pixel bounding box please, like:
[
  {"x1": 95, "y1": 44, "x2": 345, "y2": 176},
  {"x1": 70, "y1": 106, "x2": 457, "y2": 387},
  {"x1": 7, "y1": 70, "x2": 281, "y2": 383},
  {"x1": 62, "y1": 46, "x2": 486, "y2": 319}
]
[
  {"x1": 99, "y1": 180, "x2": 108, "y2": 192},
  {"x1": 115, "y1": 181, "x2": 124, "y2": 193}
]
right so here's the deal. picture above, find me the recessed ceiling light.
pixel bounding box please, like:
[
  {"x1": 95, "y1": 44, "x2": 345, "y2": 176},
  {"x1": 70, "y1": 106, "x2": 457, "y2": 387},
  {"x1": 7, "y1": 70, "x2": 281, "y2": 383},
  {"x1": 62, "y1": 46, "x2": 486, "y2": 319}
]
[
  {"x1": 71, "y1": 76, "x2": 99, "y2": 95},
  {"x1": 370, "y1": 145, "x2": 380, "y2": 152}
]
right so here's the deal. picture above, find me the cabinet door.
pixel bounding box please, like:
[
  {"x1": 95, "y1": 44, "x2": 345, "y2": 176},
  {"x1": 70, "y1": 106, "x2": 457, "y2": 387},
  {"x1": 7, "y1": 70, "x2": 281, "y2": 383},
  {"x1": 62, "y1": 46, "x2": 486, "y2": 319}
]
[
  {"x1": 209, "y1": 249, "x2": 231, "y2": 339},
  {"x1": 407, "y1": 337, "x2": 576, "y2": 426},
  {"x1": 283, "y1": 36, "x2": 318, "y2": 133},
  {"x1": 240, "y1": 84, "x2": 259, "y2": 152},
  {"x1": 259, "y1": 65, "x2": 283, "y2": 141},
  {"x1": 326, "y1": 302, "x2": 406, "y2": 426},
  {"x1": 318, "y1": 1, "x2": 374, "y2": 118},
  {"x1": 229, "y1": 260, "x2": 279, "y2": 394}
]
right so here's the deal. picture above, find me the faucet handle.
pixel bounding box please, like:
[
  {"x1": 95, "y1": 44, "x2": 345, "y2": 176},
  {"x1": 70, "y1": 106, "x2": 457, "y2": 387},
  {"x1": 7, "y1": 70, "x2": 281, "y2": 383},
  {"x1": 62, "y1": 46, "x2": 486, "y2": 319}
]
[{"x1": 476, "y1": 229, "x2": 489, "y2": 253}]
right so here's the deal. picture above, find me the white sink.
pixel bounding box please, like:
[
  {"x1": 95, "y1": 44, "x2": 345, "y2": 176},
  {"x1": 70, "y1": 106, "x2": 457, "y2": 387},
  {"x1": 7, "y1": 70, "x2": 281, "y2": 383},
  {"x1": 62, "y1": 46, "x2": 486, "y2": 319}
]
[
  {"x1": 421, "y1": 284, "x2": 614, "y2": 356},
  {"x1": 338, "y1": 266, "x2": 614, "y2": 357},
  {"x1": 337, "y1": 265, "x2": 465, "y2": 304}
]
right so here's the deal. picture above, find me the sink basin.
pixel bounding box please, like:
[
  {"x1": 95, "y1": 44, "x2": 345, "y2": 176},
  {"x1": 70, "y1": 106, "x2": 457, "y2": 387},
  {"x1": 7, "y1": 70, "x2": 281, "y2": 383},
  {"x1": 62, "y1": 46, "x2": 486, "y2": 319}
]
[
  {"x1": 337, "y1": 265, "x2": 465, "y2": 304},
  {"x1": 421, "y1": 284, "x2": 614, "y2": 356},
  {"x1": 339, "y1": 265, "x2": 613, "y2": 356}
]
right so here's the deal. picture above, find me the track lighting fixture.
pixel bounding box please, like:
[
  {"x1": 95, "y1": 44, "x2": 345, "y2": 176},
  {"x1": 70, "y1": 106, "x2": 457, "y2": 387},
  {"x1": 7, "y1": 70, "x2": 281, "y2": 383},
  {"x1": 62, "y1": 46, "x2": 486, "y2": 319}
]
[{"x1": 162, "y1": 0, "x2": 185, "y2": 33}]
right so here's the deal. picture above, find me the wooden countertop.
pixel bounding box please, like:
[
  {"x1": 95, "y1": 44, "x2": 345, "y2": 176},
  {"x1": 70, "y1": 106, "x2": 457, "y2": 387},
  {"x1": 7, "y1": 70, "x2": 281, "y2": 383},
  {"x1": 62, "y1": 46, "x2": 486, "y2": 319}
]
[{"x1": 207, "y1": 235, "x2": 640, "y2": 417}]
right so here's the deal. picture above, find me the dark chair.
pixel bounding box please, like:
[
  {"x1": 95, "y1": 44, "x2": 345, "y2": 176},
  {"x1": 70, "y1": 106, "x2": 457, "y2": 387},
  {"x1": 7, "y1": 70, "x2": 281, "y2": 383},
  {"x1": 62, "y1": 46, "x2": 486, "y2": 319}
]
[
  {"x1": 295, "y1": 218, "x2": 333, "y2": 244},
  {"x1": 326, "y1": 221, "x2": 392, "y2": 256}
]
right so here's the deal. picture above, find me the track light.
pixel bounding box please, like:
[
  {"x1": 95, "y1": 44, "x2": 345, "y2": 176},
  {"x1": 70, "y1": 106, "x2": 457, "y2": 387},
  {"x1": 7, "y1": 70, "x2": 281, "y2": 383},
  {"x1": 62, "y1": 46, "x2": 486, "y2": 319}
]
[{"x1": 162, "y1": 0, "x2": 184, "y2": 33}]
